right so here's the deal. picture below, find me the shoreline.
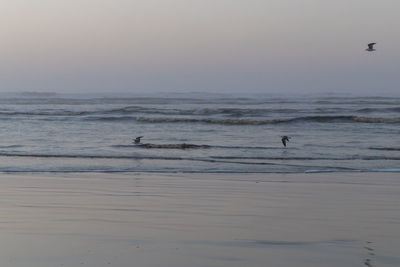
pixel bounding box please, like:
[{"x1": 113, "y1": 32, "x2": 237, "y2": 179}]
[
  {"x1": 0, "y1": 169, "x2": 400, "y2": 175},
  {"x1": 1, "y1": 172, "x2": 399, "y2": 266}
]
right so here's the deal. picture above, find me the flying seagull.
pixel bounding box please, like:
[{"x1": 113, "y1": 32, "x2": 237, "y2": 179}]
[
  {"x1": 366, "y1": 43, "x2": 376, "y2": 52},
  {"x1": 134, "y1": 136, "x2": 143, "y2": 144},
  {"x1": 281, "y1": 136, "x2": 291, "y2": 147}
]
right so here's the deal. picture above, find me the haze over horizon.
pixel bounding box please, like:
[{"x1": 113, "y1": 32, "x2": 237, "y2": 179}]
[{"x1": 1, "y1": 0, "x2": 399, "y2": 95}]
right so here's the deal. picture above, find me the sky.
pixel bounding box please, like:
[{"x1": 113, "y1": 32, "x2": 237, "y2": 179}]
[{"x1": 0, "y1": 0, "x2": 399, "y2": 95}]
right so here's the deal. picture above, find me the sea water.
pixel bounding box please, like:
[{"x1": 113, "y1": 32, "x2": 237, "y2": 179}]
[{"x1": 0, "y1": 94, "x2": 399, "y2": 173}]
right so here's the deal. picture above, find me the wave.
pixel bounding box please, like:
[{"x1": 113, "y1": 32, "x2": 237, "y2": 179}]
[
  {"x1": 134, "y1": 115, "x2": 400, "y2": 125},
  {"x1": 103, "y1": 106, "x2": 273, "y2": 116},
  {"x1": 135, "y1": 143, "x2": 290, "y2": 150},
  {"x1": 1, "y1": 96, "x2": 399, "y2": 106},
  {"x1": 1, "y1": 168, "x2": 399, "y2": 174},
  {"x1": 0, "y1": 110, "x2": 92, "y2": 116},
  {"x1": 305, "y1": 168, "x2": 400, "y2": 173},
  {"x1": 136, "y1": 143, "x2": 210, "y2": 149},
  {"x1": 369, "y1": 147, "x2": 400, "y2": 151},
  {"x1": 111, "y1": 144, "x2": 288, "y2": 150},
  {"x1": 357, "y1": 107, "x2": 400, "y2": 113},
  {"x1": 85, "y1": 116, "x2": 137, "y2": 122},
  {"x1": 1, "y1": 152, "x2": 399, "y2": 161},
  {"x1": 314, "y1": 99, "x2": 400, "y2": 105},
  {"x1": 0, "y1": 145, "x2": 23, "y2": 149},
  {"x1": 211, "y1": 156, "x2": 400, "y2": 160},
  {"x1": 370, "y1": 168, "x2": 400, "y2": 172},
  {"x1": 0, "y1": 153, "x2": 185, "y2": 160},
  {"x1": 0, "y1": 107, "x2": 309, "y2": 118},
  {"x1": 118, "y1": 107, "x2": 326, "y2": 118},
  {"x1": 2, "y1": 103, "x2": 400, "y2": 122}
]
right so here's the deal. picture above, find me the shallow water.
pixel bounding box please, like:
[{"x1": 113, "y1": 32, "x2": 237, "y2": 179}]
[
  {"x1": 0, "y1": 172, "x2": 399, "y2": 266},
  {"x1": 0, "y1": 95, "x2": 399, "y2": 173}
]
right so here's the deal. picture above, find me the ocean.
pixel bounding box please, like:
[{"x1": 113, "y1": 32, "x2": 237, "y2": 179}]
[{"x1": 0, "y1": 94, "x2": 399, "y2": 173}]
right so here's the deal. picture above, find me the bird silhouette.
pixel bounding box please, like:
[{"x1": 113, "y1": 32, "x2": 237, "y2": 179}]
[
  {"x1": 366, "y1": 43, "x2": 376, "y2": 52},
  {"x1": 134, "y1": 136, "x2": 143, "y2": 144},
  {"x1": 281, "y1": 136, "x2": 291, "y2": 147}
]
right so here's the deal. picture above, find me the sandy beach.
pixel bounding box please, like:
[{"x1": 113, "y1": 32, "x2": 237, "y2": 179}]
[{"x1": 0, "y1": 172, "x2": 399, "y2": 267}]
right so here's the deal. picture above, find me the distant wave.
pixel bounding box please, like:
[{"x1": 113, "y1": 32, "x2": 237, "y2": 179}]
[
  {"x1": 0, "y1": 110, "x2": 91, "y2": 116},
  {"x1": 135, "y1": 117, "x2": 286, "y2": 125},
  {"x1": 357, "y1": 107, "x2": 400, "y2": 113},
  {"x1": 135, "y1": 115, "x2": 400, "y2": 125},
  {"x1": 2, "y1": 104, "x2": 400, "y2": 120},
  {"x1": 369, "y1": 147, "x2": 400, "y2": 151},
  {"x1": 347, "y1": 116, "x2": 400, "y2": 123},
  {"x1": 314, "y1": 99, "x2": 400, "y2": 105},
  {"x1": 0, "y1": 145, "x2": 23, "y2": 149},
  {"x1": 1, "y1": 96, "x2": 399, "y2": 106},
  {"x1": 103, "y1": 106, "x2": 287, "y2": 116},
  {"x1": 86, "y1": 116, "x2": 137, "y2": 122},
  {"x1": 0, "y1": 107, "x2": 308, "y2": 118}
]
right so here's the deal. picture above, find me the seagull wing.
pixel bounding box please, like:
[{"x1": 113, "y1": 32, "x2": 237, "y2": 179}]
[{"x1": 368, "y1": 43, "x2": 376, "y2": 49}]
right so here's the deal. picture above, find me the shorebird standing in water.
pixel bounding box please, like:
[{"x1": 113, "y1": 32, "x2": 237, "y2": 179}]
[
  {"x1": 281, "y1": 136, "x2": 291, "y2": 147},
  {"x1": 134, "y1": 136, "x2": 143, "y2": 144},
  {"x1": 366, "y1": 43, "x2": 376, "y2": 52}
]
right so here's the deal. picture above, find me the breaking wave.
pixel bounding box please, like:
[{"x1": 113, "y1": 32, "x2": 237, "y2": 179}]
[
  {"x1": 0, "y1": 107, "x2": 309, "y2": 117},
  {"x1": 2, "y1": 103, "x2": 400, "y2": 123}
]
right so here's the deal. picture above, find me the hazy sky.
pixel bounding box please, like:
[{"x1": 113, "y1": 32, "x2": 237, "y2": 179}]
[{"x1": 1, "y1": 0, "x2": 399, "y2": 95}]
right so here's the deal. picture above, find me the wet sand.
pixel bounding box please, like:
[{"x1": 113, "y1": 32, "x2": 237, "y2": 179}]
[{"x1": 0, "y1": 172, "x2": 399, "y2": 266}]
